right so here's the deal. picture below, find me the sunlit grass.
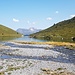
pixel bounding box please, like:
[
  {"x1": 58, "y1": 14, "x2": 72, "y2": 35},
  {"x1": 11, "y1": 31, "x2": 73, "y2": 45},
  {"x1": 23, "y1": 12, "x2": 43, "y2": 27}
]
[
  {"x1": 14, "y1": 41, "x2": 75, "y2": 50},
  {"x1": 0, "y1": 24, "x2": 22, "y2": 37}
]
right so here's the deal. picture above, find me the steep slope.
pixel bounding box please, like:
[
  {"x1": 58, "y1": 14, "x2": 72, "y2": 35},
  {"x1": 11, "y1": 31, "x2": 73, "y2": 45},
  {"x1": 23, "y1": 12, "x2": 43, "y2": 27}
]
[
  {"x1": 30, "y1": 17, "x2": 75, "y2": 42},
  {"x1": 0, "y1": 24, "x2": 22, "y2": 37}
]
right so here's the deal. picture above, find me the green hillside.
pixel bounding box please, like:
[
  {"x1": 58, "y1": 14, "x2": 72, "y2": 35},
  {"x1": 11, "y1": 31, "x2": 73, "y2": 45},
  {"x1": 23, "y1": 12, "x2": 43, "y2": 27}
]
[
  {"x1": 30, "y1": 17, "x2": 75, "y2": 42},
  {"x1": 0, "y1": 24, "x2": 22, "y2": 37}
]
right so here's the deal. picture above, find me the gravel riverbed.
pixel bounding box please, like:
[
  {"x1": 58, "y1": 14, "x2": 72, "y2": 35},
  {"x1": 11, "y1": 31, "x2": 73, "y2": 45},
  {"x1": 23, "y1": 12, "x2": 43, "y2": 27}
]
[{"x1": 0, "y1": 42, "x2": 75, "y2": 75}]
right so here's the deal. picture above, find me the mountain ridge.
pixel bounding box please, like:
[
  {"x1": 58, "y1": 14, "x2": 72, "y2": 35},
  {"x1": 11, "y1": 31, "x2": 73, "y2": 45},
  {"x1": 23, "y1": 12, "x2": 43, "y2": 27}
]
[
  {"x1": 16, "y1": 27, "x2": 41, "y2": 35},
  {"x1": 30, "y1": 17, "x2": 75, "y2": 42}
]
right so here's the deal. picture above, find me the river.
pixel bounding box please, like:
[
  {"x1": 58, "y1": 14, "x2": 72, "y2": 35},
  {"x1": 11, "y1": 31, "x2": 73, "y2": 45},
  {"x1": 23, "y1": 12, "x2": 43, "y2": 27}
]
[
  {"x1": 0, "y1": 36, "x2": 75, "y2": 43},
  {"x1": 0, "y1": 36, "x2": 47, "y2": 42}
]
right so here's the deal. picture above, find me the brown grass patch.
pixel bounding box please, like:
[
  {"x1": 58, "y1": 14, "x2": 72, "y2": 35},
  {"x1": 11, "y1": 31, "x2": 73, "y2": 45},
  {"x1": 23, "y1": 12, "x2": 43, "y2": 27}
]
[{"x1": 14, "y1": 41, "x2": 75, "y2": 50}]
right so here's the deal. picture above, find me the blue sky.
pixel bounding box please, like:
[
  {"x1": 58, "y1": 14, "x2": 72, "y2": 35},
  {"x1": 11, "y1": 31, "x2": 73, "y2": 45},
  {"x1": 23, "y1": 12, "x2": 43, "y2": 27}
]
[{"x1": 0, "y1": 0, "x2": 75, "y2": 30}]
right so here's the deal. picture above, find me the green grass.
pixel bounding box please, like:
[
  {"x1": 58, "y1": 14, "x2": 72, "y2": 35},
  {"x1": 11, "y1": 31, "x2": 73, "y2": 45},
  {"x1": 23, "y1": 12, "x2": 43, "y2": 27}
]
[
  {"x1": 30, "y1": 17, "x2": 75, "y2": 42},
  {"x1": 0, "y1": 24, "x2": 22, "y2": 37},
  {"x1": 0, "y1": 66, "x2": 3, "y2": 69}
]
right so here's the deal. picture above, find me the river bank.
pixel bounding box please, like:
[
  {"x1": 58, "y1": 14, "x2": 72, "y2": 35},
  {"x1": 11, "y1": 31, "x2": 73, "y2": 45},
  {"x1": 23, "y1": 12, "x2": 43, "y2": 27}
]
[{"x1": 0, "y1": 41, "x2": 75, "y2": 75}]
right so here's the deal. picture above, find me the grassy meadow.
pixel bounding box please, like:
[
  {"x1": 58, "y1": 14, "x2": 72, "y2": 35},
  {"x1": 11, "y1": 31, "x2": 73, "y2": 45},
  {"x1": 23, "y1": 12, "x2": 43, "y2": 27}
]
[
  {"x1": 30, "y1": 17, "x2": 75, "y2": 42},
  {"x1": 0, "y1": 24, "x2": 22, "y2": 37}
]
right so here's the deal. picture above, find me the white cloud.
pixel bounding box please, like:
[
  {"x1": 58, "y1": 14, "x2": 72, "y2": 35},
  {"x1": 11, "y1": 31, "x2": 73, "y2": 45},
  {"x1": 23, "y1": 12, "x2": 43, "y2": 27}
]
[
  {"x1": 55, "y1": 11, "x2": 59, "y2": 14},
  {"x1": 32, "y1": 22, "x2": 36, "y2": 25},
  {"x1": 27, "y1": 21, "x2": 36, "y2": 25},
  {"x1": 13, "y1": 18, "x2": 19, "y2": 22},
  {"x1": 70, "y1": 14, "x2": 75, "y2": 18},
  {"x1": 46, "y1": 17, "x2": 52, "y2": 20}
]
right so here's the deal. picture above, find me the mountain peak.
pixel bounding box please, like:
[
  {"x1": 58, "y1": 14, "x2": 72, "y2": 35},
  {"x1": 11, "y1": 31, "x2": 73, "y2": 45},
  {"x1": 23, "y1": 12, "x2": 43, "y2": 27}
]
[
  {"x1": 17, "y1": 27, "x2": 41, "y2": 35},
  {"x1": 29, "y1": 27, "x2": 35, "y2": 31}
]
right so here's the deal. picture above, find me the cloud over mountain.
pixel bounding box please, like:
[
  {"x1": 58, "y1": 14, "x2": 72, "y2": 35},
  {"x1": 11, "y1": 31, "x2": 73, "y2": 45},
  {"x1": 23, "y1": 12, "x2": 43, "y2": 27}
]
[{"x1": 13, "y1": 18, "x2": 19, "y2": 22}]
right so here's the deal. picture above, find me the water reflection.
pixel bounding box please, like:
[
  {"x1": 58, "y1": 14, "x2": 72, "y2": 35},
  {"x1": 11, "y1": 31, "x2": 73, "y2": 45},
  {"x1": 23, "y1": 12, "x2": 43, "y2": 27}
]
[
  {"x1": 0, "y1": 36, "x2": 47, "y2": 42},
  {"x1": 0, "y1": 37, "x2": 18, "y2": 41},
  {"x1": 0, "y1": 36, "x2": 75, "y2": 43},
  {"x1": 15, "y1": 36, "x2": 47, "y2": 42}
]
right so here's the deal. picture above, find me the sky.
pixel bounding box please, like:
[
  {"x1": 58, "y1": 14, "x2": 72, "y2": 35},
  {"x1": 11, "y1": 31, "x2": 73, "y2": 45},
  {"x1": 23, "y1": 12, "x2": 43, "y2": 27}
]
[{"x1": 0, "y1": 0, "x2": 75, "y2": 30}]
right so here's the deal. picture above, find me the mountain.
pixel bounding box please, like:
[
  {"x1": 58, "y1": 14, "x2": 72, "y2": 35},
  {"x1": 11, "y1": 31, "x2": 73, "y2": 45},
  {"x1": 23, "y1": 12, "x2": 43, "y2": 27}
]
[
  {"x1": 16, "y1": 27, "x2": 41, "y2": 35},
  {"x1": 30, "y1": 17, "x2": 75, "y2": 42},
  {"x1": 0, "y1": 24, "x2": 22, "y2": 37}
]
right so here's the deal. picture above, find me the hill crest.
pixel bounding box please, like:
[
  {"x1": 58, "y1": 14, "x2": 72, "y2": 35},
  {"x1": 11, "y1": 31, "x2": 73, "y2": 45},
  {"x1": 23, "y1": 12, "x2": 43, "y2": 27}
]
[
  {"x1": 30, "y1": 17, "x2": 75, "y2": 42},
  {"x1": 0, "y1": 24, "x2": 22, "y2": 37}
]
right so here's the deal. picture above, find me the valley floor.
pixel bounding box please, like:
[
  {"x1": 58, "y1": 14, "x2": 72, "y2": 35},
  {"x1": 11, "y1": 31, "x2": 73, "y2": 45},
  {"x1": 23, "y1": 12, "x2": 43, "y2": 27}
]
[{"x1": 0, "y1": 41, "x2": 75, "y2": 75}]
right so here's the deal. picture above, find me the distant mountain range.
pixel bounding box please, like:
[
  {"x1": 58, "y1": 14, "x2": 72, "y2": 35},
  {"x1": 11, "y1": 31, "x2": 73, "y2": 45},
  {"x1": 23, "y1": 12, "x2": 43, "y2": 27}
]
[
  {"x1": 16, "y1": 27, "x2": 41, "y2": 35},
  {"x1": 30, "y1": 17, "x2": 75, "y2": 42},
  {"x1": 0, "y1": 24, "x2": 21, "y2": 37}
]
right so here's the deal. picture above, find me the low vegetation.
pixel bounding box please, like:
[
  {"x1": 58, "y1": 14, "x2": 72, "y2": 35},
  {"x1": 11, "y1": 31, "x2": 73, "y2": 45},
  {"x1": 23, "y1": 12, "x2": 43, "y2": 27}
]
[
  {"x1": 0, "y1": 71, "x2": 4, "y2": 75},
  {"x1": 30, "y1": 17, "x2": 75, "y2": 42},
  {"x1": 15, "y1": 41, "x2": 75, "y2": 50},
  {"x1": 41, "y1": 68, "x2": 74, "y2": 75},
  {"x1": 0, "y1": 66, "x2": 25, "y2": 75},
  {"x1": 0, "y1": 24, "x2": 22, "y2": 37}
]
